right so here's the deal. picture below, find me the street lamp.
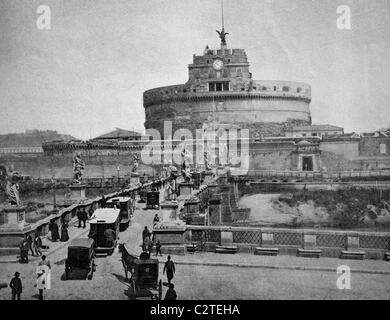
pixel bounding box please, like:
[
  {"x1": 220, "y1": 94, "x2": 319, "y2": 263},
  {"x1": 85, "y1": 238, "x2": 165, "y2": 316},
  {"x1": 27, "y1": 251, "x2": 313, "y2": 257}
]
[{"x1": 51, "y1": 176, "x2": 56, "y2": 209}]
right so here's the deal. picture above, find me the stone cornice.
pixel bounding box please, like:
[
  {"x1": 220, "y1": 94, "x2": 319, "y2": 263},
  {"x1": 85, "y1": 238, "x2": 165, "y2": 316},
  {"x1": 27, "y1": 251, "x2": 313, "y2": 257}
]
[{"x1": 144, "y1": 91, "x2": 311, "y2": 107}]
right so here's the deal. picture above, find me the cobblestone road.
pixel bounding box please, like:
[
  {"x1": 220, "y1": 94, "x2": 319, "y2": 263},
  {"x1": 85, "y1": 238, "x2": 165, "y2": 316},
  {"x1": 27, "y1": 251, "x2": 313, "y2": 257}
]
[{"x1": 1, "y1": 201, "x2": 390, "y2": 300}]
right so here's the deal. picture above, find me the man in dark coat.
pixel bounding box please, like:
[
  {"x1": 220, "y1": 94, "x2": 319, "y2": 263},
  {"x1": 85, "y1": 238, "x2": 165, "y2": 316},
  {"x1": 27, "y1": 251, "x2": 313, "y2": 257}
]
[
  {"x1": 26, "y1": 234, "x2": 34, "y2": 256},
  {"x1": 34, "y1": 234, "x2": 42, "y2": 256},
  {"x1": 155, "y1": 240, "x2": 162, "y2": 257},
  {"x1": 9, "y1": 272, "x2": 22, "y2": 300},
  {"x1": 60, "y1": 222, "x2": 69, "y2": 242},
  {"x1": 80, "y1": 208, "x2": 88, "y2": 228},
  {"x1": 164, "y1": 283, "x2": 177, "y2": 300},
  {"x1": 100, "y1": 195, "x2": 106, "y2": 208},
  {"x1": 19, "y1": 237, "x2": 29, "y2": 263},
  {"x1": 142, "y1": 226, "x2": 151, "y2": 241},
  {"x1": 163, "y1": 255, "x2": 175, "y2": 285},
  {"x1": 50, "y1": 221, "x2": 59, "y2": 242},
  {"x1": 77, "y1": 209, "x2": 82, "y2": 228}
]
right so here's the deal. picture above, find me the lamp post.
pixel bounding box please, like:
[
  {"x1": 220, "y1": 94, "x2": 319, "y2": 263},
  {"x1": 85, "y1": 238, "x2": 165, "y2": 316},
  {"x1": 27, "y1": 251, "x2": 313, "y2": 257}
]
[{"x1": 51, "y1": 176, "x2": 56, "y2": 209}]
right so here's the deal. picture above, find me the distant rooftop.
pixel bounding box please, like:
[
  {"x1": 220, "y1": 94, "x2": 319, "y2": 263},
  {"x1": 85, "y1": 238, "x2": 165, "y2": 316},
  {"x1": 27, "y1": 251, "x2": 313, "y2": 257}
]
[
  {"x1": 0, "y1": 130, "x2": 75, "y2": 148},
  {"x1": 289, "y1": 124, "x2": 344, "y2": 132},
  {"x1": 92, "y1": 128, "x2": 142, "y2": 140}
]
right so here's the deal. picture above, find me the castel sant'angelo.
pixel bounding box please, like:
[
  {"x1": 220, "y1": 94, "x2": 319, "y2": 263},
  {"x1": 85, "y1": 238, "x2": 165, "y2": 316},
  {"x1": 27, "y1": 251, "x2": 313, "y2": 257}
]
[
  {"x1": 17, "y1": 17, "x2": 390, "y2": 179},
  {"x1": 143, "y1": 27, "x2": 312, "y2": 138}
]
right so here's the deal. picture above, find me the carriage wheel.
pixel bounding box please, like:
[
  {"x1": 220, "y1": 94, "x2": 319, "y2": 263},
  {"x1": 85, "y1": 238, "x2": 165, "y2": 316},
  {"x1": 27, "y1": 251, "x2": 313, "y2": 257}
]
[{"x1": 158, "y1": 279, "x2": 162, "y2": 300}]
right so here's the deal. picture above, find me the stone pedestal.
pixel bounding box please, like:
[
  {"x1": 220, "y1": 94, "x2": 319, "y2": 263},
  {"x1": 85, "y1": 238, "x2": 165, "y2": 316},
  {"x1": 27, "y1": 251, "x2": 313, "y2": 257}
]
[
  {"x1": 0, "y1": 206, "x2": 31, "y2": 256},
  {"x1": 160, "y1": 201, "x2": 178, "y2": 218},
  {"x1": 66, "y1": 184, "x2": 87, "y2": 204},
  {"x1": 208, "y1": 197, "x2": 222, "y2": 226},
  {"x1": 207, "y1": 183, "x2": 218, "y2": 196},
  {"x1": 261, "y1": 233, "x2": 274, "y2": 246},
  {"x1": 178, "y1": 183, "x2": 194, "y2": 197},
  {"x1": 0, "y1": 206, "x2": 27, "y2": 231},
  {"x1": 183, "y1": 198, "x2": 200, "y2": 215},
  {"x1": 303, "y1": 234, "x2": 317, "y2": 249},
  {"x1": 152, "y1": 227, "x2": 187, "y2": 255},
  {"x1": 153, "y1": 201, "x2": 186, "y2": 254},
  {"x1": 347, "y1": 236, "x2": 359, "y2": 250},
  {"x1": 183, "y1": 197, "x2": 205, "y2": 225}
]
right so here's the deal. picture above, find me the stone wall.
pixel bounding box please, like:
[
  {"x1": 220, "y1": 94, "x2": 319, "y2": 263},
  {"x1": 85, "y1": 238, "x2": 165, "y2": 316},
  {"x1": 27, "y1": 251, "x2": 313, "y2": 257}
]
[
  {"x1": 0, "y1": 153, "x2": 154, "y2": 179},
  {"x1": 188, "y1": 226, "x2": 390, "y2": 260},
  {"x1": 144, "y1": 91, "x2": 311, "y2": 138},
  {"x1": 359, "y1": 137, "x2": 390, "y2": 157}
]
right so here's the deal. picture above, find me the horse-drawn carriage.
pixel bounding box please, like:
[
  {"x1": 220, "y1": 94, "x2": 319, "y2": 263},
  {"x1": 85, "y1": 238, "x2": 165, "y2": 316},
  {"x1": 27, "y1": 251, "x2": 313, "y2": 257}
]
[
  {"x1": 106, "y1": 197, "x2": 134, "y2": 231},
  {"x1": 89, "y1": 208, "x2": 120, "y2": 255},
  {"x1": 138, "y1": 188, "x2": 147, "y2": 203},
  {"x1": 65, "y1": 238, "x2": 96, "y2": 280},
  {"x1": 146, "y1": 190, "x2": 160, "y2": 210},
  {"x1": 118, "y1": 244, "x2": 162, "y2": 300}
]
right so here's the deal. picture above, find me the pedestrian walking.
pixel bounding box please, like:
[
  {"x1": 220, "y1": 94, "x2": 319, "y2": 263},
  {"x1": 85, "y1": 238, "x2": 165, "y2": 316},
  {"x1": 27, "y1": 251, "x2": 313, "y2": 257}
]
[
  {"x1": 26, "y1": 234, "x2": 34, "y2": 256},
  {"x1": 147, "y1": 238, "x2": 153, "y2": 255},
  {"x1": 142, "y1": 226, "x2": 151, "y2": 240},
  {"x1": 164, "y1": 283, "x2": 177, "y2": 300},
  {"x1": 19, "y1": 236, "x2": 29, "y2": 264},
  {"x1": 142, "y1": 235, "x2": 151, "y2": 252},
  {"x1": 81, "y1": 208, "x2": 88, "y2": 228},
  {"x1": 163, "y1": 255, "x2": 175, "y2": 285},
  {"x1": 155, "y1": 240, "x2": 162, "y2": 257},
  {"x1": 35, "y1": 269, "x2": 46, "y2": 300},
  {"x1": 60, "y1": 221, "x2": 69, "y2": 242},
  {"x1": 33, "y1": 234, "x2": 42, "y2": 256},
  {"x1": 49, "y1": 220, "x2": 59, "y2": 242},
  {"x1": 38, "y1": 255, "x2": 51, "y2": 290},
  {"x1": 88, "y1": 208, "x2": 94, "y2": 219},
  {"x1": 100, "y1": 195, "x2": 106, "y2": 208},
  {"x1": 77, "y1": 209, "x2": 82, "y2": 228},
  {"x1": 9, "y1": 272, "x2": 22, "y2": 300}
]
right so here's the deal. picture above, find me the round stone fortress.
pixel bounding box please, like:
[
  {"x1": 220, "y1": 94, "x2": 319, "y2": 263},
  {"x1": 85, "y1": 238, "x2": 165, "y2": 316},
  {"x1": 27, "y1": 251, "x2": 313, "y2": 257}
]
[{"x1": 144, "y1": 32, "x2": 312, "y2": 138}]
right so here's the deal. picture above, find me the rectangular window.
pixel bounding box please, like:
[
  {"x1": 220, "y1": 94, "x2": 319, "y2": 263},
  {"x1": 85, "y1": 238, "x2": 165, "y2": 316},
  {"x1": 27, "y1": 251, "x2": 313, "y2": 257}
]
[
  {"x1": 209, "y1": 82, "x2": 229, "y2": 92},
  {"x1": 380, "y1": 143, "x2": 387, "y2": 154},
  {"x1": 282, "y1": 86, "x2": 290, "y2": 92}
]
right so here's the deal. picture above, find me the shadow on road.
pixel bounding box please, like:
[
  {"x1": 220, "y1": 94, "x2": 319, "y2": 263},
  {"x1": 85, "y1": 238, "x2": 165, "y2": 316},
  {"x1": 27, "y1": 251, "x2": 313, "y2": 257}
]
[{"x1": 112, "y1": 273, "x2": 130, "y2": 285}]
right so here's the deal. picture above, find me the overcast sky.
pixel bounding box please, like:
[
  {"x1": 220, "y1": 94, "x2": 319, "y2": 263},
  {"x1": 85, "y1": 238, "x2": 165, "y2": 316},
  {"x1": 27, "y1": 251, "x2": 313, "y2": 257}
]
[{"x1": 1, "y1": 0, "x2": 390, "y2": 140}]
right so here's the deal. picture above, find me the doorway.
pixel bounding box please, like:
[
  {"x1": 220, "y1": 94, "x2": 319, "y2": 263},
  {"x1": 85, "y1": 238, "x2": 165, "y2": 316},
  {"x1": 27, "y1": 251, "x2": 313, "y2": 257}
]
[{"x1": 302, "y1": 156, "x2": 313, "y2": 171}]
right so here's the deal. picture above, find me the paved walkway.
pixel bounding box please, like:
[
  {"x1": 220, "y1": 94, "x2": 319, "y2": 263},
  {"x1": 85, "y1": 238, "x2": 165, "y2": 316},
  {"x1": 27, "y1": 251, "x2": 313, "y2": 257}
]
[
  {"x1": 165, "y1": 252, "x2": 390, "y2": 275},
  {"x1": 0, "y1": 219, "x2": 90, "y2": 263}
]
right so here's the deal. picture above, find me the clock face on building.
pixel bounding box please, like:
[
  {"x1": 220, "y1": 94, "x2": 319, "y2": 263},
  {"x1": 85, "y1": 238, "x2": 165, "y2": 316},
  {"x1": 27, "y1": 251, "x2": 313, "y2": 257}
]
[{"x1": 213, "y1": 59, "x2": 224, "y2": 70}]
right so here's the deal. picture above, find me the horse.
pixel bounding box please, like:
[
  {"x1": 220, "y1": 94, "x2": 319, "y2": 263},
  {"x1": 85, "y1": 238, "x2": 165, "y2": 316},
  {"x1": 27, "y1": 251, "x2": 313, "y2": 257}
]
[{"x1": 118, "y1": 243, "x2": 139, "y2": 281}]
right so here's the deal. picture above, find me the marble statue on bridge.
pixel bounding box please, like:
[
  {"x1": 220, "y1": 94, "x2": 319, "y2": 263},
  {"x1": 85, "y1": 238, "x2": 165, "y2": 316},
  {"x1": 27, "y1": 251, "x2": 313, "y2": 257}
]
[
  {"x1": 3, "y1": 169, "x2": 22, "y2": 206},
  {"x1": 131, "y1": 153, "x2": 139, "y2": 173},
  {"x1": 72, "y1": 153, "x2": 85, "y2": 184}
]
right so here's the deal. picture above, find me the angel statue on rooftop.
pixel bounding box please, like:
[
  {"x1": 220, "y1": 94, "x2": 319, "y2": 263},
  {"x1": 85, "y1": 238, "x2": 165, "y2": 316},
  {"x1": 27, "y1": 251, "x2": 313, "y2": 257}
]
[
  {"x1": 216, "y1": 27, "x2": 229, "y2": 46},
  {"x1": 72, "y1": 153, "x2": 85, "y2": 184}
]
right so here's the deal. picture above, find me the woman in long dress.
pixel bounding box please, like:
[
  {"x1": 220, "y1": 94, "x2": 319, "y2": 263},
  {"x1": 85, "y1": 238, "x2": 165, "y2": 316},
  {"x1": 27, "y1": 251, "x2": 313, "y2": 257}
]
[
  {"x1": 50, "y1": 221, "x2": 60, "y2": 242},
  {"x1": 60, "y1": 222, "x2": 69, "y2": 242}
]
